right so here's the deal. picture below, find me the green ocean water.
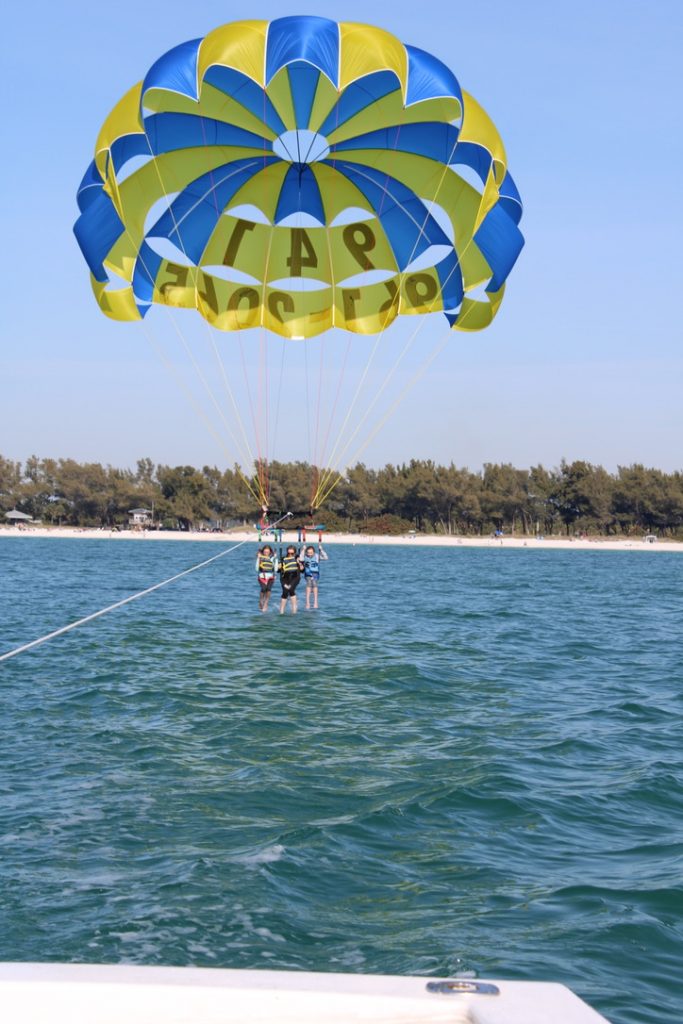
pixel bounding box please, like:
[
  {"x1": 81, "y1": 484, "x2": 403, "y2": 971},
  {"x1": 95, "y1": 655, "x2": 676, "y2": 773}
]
[{"x1": 1, "y1": 537, "x2": 682, "y2": 1024}]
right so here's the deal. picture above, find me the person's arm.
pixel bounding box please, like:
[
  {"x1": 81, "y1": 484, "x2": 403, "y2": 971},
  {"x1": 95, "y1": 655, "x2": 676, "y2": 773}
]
[
  {"x1": 255, "y1": 553, "x2": 260, "y2": 573},
  {"x1": 319, "y1": 545, "x2": 329, "y2": 560}
]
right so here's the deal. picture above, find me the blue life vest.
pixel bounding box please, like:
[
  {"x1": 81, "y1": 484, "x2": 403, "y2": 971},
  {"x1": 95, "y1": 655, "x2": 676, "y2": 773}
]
[{"x1": 304, "y1": 555, "x2": 320, "y2": 577}]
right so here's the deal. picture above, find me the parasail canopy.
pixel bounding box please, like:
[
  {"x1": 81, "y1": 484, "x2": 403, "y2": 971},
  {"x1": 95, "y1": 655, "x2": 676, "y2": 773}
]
[{"x1": 74, "y1": 16, "x2": 524, "y2": 340}]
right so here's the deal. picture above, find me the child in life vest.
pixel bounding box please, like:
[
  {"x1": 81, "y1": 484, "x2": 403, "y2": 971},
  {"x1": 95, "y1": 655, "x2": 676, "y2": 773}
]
[
  {"x1": 255, "y1": 545, "x2": 277, "y2": 612},
  {"x1": 278, "y1": 545, "x2": 303, "y2": 615},
  {"x1": 301, "y1": 544, "x2": 328, "y2": 610}
]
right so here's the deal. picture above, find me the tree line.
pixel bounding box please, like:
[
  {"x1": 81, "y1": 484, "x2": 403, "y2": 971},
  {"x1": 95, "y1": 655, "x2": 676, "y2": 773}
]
[{"x1": 1, "y1": 454, "x2": 682, "y2": 537}]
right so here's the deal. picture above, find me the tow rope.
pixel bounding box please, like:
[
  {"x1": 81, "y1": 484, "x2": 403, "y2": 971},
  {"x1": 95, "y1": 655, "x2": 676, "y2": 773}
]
[{"x1": 0, "y1": 513, "x2": 292, "y2": 664}]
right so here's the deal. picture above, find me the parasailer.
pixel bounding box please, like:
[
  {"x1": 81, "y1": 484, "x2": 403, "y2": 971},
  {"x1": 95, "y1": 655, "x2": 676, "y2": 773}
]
[
  {"x1": 302, "y1": 543, "x2": 329, "y2": 610},
  {"x1": 278, "y1": 544, "x2": 303, "y2": 614},
  {"x1": 256, "y1": 544, "x2": 277, "y2": 611},
  {"x1": 73, "y1": 15, "x2": 524, "y2": 514}
]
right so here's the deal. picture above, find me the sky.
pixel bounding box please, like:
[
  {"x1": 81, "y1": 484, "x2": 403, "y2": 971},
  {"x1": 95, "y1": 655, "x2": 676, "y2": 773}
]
[{"x1": 1, "y1": 0, "x2": 682, "y2": 475}]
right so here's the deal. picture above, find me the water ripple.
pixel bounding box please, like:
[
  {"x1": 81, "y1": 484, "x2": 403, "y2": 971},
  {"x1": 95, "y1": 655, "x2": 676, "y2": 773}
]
[{"x1": 1, "y1": 540, "x2": 682, "y2": 1023}]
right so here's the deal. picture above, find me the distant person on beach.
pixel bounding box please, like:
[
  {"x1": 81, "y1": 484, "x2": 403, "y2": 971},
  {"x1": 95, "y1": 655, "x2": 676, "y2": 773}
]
[
  {"x1": 302, "y1": 544, "x2": 328, "y2": 610},
  {"x1": 278, "y1": 545, "x2": 303, "y2": 615},
  {"x1": 256, "y1": 545, "x2": 277, "y2": 612}
]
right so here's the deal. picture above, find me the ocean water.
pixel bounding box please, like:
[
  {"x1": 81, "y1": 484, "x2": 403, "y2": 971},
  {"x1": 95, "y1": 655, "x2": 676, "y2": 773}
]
[{"x1": 1, "y1": 537, "x2": 682, "y2": 1024}]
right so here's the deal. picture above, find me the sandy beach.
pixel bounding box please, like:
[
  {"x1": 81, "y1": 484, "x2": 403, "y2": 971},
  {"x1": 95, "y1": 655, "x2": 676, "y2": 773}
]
[{"x1": 1, "y1": 525, "x2": 680, "y2": 553}]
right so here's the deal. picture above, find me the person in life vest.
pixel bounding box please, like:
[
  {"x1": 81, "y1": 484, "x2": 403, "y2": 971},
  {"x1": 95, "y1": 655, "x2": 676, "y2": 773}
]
[
  {"x1": 301, "y1": 544, "x2": 329, "y2": 610},
  {"x1": 256, "y1": 505, "x2": 270, "y2": 543},
  {"x1": 278, "y1": 545, "x2": 303, "y2": 615},
  {"x1": 255, "y1": 544, "x2": 277, "y2": 612}
]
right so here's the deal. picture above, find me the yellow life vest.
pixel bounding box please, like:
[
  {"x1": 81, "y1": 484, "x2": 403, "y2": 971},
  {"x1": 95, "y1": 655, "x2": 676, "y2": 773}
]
[
  {"x1": 280, "y1": 555, "x2": 300, "y2": 574},
  {"x1": 258, "y1": 555, "x2": 274, "y2": 574}
]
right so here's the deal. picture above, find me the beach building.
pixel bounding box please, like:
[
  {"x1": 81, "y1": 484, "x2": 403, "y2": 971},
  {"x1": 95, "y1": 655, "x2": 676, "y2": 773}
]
[
  {"x1": 4, "y1": 509, "x2": 33, "y2": 525},
  {"x1": 128, "y1": 508, "x2": 153, "y2": 528}
]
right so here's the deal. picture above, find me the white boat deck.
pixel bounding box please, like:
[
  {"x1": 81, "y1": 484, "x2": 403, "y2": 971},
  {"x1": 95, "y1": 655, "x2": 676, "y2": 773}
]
[{"x1": 0, "y1": 962, "x2": 611, "y2": 1023}]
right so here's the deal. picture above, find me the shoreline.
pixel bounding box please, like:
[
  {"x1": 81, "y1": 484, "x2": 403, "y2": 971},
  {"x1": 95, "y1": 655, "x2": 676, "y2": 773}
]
[{"x1": 1, "y1": 526, "x2": 680, "y2": 553}]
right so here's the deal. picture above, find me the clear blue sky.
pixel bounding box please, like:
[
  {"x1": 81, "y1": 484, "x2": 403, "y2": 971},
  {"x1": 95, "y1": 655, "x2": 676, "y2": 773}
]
[{"x1": 2, "y1": 1, "x2": 682, "y2": 474}]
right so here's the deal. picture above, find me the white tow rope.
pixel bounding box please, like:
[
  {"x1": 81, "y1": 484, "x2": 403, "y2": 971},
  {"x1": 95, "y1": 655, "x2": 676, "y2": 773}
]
[{"x1": 0, "y1": 514, "x2": 292, "y2": 664}]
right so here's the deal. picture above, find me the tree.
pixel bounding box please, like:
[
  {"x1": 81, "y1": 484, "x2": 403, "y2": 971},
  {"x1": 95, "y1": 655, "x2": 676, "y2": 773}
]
[
  {"x1": 0, "y1": 456, "x2": 22, "y2": 513},
  {"x1": 157, "y1": 465, "x2": 212, "y2": 529}
]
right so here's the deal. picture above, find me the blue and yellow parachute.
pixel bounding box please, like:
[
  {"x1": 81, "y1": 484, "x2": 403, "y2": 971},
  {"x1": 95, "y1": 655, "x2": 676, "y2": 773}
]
[{"x1": 74, "y1": 16, "x2": 523, "y2": 339}]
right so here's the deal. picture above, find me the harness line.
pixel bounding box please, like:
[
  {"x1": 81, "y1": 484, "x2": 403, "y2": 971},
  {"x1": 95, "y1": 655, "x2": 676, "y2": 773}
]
[{"x1": 0, "y1": 514, "x2": 292, "y2": 665}]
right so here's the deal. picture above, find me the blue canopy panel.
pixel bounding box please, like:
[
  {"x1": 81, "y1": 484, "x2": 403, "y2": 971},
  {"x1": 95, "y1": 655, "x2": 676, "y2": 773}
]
[
  {"x1": 405, "y1": 45, "x2": 462, "y2": 108},
  {"x1": 203, "y1": 66, "x2": 285, "y2": 137},
  {"x1": 331, "y1": 122, "x2": 459, "y2": 165},
  {"x1": 266, "y1": 16, "x2": 339, "y2": 87},
  {"x1": 132, "y1": 241, "x2": 164, "y2": 306},
  {"x1": 450, "y1": 140, "x2": 492, "y2": 184},
  {"x1": 435, "y1": 249, "x2": 464, "y2": 310},
  {"x1": 109, "y1": 132, "x2": 151, "y2": 178},
  {"x1": 287, "y1": 62, "x2": 321, "y2": 130},
  {"x1": 474, "y1": 202, "x2": 525, "y2": 293},
  {"x1": 318, "y1": 71, "x2": 402, "y2": 138},
  {"x1": 144, "y1": 113, "x2": 271, "y2": 156},
  {"x1": 274, "y1": 164, "x2": 326, "y2": 224},
  {"x1": 73, "y1": 189, "x2": 125, "y2": 282},
  {"x1": 146, "y1": 157, "x2": 279, "y2": 264},
  {"x1": 141, "y1": 38, "x2": 202, "y2": 104},
  {"x1": 328, "y1": 160, "x2": 451, "y2": 271},
  {"x1": 498, "y1": 171, "x2": 523, "y2": 226},
  {"x1": 76, "y1": 159, "x2": 105, "y2": 213}
]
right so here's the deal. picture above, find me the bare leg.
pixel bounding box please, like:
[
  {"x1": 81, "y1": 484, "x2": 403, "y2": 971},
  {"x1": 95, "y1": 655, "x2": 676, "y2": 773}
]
[
  {"x1": 263, "y1": 591, "x2": 271, "y2": 611},
  {"x1": 279, "y1": 597, "x2": 286, "y2": 615},
  {"x1": 305, "y1": 581, "x2": 311, "y2": 610},
  {"x1": 291, "y1": 595, "x2": 298, "y2": 614},
  {"x1": 312, "y1": 582, "x2": 319, "y2": 609}
]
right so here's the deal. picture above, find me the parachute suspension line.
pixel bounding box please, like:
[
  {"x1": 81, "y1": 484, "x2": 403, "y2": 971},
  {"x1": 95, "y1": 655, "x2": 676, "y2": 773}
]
[
  {"x1": 315, "y1": 330, "x2": 452, "y2": 508},
  {"x1": 183, "y1": 303, "x2": 258, "y2": 483},
  {"x1": 163, "y1": 310, "x2": 256, "y2": 469},
  {"x1": 315, "y1": 328, "x2": 384, "y2": 498},
  {"x1": 309, "y1": 336, "x2": 326, "y2": 510},
  {"x1": 140, "y1": 137, "x2": 260, "y2": 494},
  {"x1": 315, "y1": 279, "x2": 482, "y2": 509},
  {"x1": 315, "y1": 256, "x2": 468, "y2": 506},
  {"x1": 316, "y1": 261, "x2": 480, "y2": 505},
  {"x1": 315, "y1": 122, "x2": 409, "y2": 502},
  {"x1": 303, "y1": 341, "x2": 313, "y2": 474},
  {"x1": 199, "y1": 113, "x2": 222, "y2": 219},
  {"x1": 197, "y1": 113, "x2": 259, "y2": 474},
  {"x1": 309, "y1": 222, "x2": 348, "y2": 510},
  {"x1": 256, "y1": 206, "x2": 278, "y2": 506},
  {"x1": 263, "y1": 329, "x2": 271, "y2": 503},
  {"x1": 311, "y1": 334, "x2": 352, "y2": 509},
  {"x1": 0, "y1": 513, "x2": 294, "y2": 665},
  {"x1": 237, "y1": 333, "x2": 267, "y2": 507},
  {"x1": 258, "y1": 330, "x2": 264, "y2": 497},
  {"x1": 206, "y1": 327, "x2": 258, "y2": 473},
  {"x1": 257, "y1": 94, "x2": 276, "y2": 507},
  {"x1": 139, "y1": 319, "x2": 262, "y2": 505},
  {"x1": 316, "y1": 326, "x2": 418, "y2": 495},
  {"x1": 149, "y1": 130, "x2": 267, "y2": 491},
  {"x1": 270, "y1": 340, "x2": 287, "y2": 468},
  {"x1": 256, "y1": 330, "x2": 270, "y2": 504},
  {"x1": 322, "y1": 300, "x2": 483, "y2": 499},
  {"x1": 117, "y1": 217, "x2": 258, "y2": 493},
  {"x1": 377, "y1": 124, "x2": 402, "y2": 218},
  {"x1": 315, "y1": 132, "x2": 465, "y2": 503}
]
